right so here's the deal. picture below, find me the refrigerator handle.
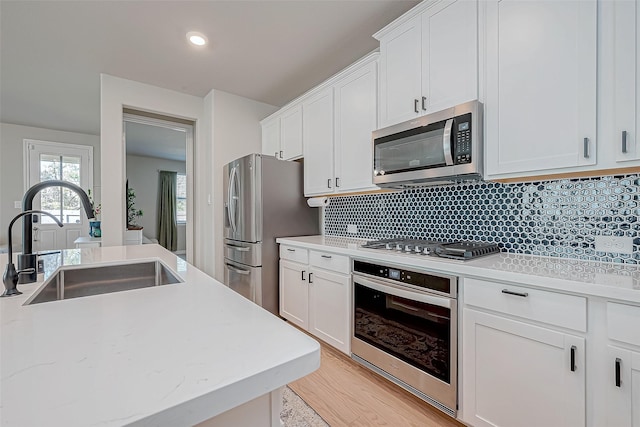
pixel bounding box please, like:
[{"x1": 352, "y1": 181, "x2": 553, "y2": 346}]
[{"x1": 228, "y1": 166, "x2": 238, "y2": 234}]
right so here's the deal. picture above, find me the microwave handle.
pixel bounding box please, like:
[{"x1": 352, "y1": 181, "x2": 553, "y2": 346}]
[{"x1": 443, "y1": 118, "x2": 454, "y2": 166}]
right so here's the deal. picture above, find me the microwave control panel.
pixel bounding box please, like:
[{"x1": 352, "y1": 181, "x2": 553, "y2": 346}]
[{"x1": 453, "y1": 113, "x2": 472, "y2": 164}]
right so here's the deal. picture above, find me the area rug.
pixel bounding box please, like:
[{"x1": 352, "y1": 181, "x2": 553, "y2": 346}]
[{"x1": 281, "y1": 386, "x2": 329, "y2": 427}]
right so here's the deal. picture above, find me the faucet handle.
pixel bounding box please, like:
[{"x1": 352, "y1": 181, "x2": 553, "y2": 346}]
[{"x1": 17, "y1": 268, "x2": 35, "y2": 275}]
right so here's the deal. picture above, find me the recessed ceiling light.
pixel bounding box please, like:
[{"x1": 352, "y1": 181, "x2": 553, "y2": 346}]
[{"x1": 187, "y1": 31, "x2": 208, "y2": 46}]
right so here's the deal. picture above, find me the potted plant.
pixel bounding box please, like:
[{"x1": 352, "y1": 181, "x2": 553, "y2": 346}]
[
  {"x1": 126, "y1": 186, "x2": 143, "y2": 230},
  {"x1": 87, "y1": 188, "x2": 102, "y2": 237}
]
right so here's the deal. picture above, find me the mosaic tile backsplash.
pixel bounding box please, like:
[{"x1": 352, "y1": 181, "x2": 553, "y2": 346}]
[{"x1": 324, "y1": 175, "x2": 640, "y2": 264}]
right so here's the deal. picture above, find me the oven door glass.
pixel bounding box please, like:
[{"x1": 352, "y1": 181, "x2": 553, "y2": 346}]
[
  {"x1": 374, "y1": 120, "x2": 449, "y2": 175},
  {"x1": 354, "y1": 281, "x2": 451, "y2": 383}
]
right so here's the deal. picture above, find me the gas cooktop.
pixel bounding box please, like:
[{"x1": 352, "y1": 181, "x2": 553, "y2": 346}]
[{"x1": 361, "y1": 238, "x2": 500, "y2": 261}]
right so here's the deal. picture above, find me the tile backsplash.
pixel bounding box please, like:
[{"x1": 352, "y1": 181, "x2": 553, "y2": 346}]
[{"x1": 324, "y1": 175, "x2": 640, "y2": 264}]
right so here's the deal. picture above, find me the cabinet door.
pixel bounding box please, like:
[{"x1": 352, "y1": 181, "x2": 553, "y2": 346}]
[
  {"x1": 378, "y1": 15, "x2": 422, "y2": 127},
  {"x1": 462, "y1": 309, "x2": 585, "y2": 427},
  {"x1": 261, "y1": 117, "x2": 280, "y2": 158},
  {"x1": 280, "y1": 105, "x2": 303, "y2": 160},
  {"x1": 485, "y1": 0, "x2": 597, "y2": 177},
  {"x1": 421, "y1": 0, "x2": 477, "y2": 113},
  {"x1": 279, "y1": 260, "x2": 309, "y2": 329},
  {"x1": 606, "y1": 346, "x2": 640, "y2": 427},
  {"x1": 614, "y1": 0, "x2": 640, "y2": 162},
  {"x1": 303, "y1": 87, "x2": 335, "y2": 196},
  {"x1": 334, "y1": 61, "x2": 378, "y2": 193},
  {"x1": 308, "y1": 268, "x2": 351, "y2": 355}
]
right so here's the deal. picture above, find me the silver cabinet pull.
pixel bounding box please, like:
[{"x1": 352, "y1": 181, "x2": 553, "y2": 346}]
[
  {"x1": 321, "y1": 254, "x2": 332, "y2": 259},
  {"x1": 414, "y1": 99, "x2": 419, "y2": 113},
  {"x1": 335, "y1": 177, "x2": 340, "y2": 187},
  {"x1": 327, "y1": 178, "x2": 332, "y2": 189},
  {"x1": 622, "y1": 131, "x2": 628, "y2": 153},
  {"x1": 501, "y1": 289, "x2": 529, "y2": 298},
  {"x1": 583, "y1": 137, "x2": 590, "y2": 158}
]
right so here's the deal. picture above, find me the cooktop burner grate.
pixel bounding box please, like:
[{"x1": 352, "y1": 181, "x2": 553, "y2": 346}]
[{"x1": 361, "y1": 239, "x2": 500, "y2": 260}]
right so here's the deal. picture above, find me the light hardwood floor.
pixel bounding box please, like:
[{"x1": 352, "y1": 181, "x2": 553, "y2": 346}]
[{"x1": 289, "y1": 342, "x2": 464, "y2": 427}]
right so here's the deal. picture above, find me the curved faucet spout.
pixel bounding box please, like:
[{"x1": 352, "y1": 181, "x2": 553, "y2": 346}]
[
  {"x1": 2, "y1": 210, "x2": 63, "y2": 297},
  {"x1": 21, "y1": 180, "x2": 96, "y2": 257}
]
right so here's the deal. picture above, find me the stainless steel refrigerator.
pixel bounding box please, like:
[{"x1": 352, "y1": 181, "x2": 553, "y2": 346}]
[{"x1": 223, "y1": 153, "x2": 319, "y2": 315}]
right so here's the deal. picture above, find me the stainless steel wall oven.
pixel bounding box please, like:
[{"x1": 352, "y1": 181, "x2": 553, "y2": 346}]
[{"x1": 351, "y1": 259, "x2": 458, "y2": 417}]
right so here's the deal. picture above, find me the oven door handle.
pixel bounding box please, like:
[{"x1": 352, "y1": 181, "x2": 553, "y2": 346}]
[{"x1": 354, "y1": 275, "x2": 451, "y2": 309}]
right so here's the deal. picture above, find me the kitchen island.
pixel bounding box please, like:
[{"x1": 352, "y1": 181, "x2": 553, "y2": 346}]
[{"x1": 0, "y1": 244, "x2": 320, "y2": 427}]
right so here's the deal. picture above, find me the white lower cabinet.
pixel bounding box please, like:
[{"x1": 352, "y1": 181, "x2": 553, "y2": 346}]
[
  {"x1": 605, "y1": 302, "x2": 640, "y2": 427},
  {"x1": 606, "y1": 346, "x2": 640, "y2": 427},
  {"x1": 308, "y1": 268, "x2": 350, "y2": 354},
  {"x1": 279, "y1": 249, "x2": 351, "y2": 355},
  {"x1": 279, "y1": 260, "x2": 309, "y2": 330},
  {"x1": 462, "y1": 309, "x2": 586, "y2": 427}
]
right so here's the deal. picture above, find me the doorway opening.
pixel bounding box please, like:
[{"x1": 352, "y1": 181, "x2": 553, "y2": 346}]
[{"x1": 123, "y1": 110, "x2": 195, "y2": 262}]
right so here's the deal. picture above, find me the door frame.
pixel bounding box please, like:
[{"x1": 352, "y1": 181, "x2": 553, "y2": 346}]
[
  {"x1": 122, "y1": 113, "x2": 195, "y2": 263},
  {"x1": 23, "y1": 139, "x2": 94, "y2": 250}
]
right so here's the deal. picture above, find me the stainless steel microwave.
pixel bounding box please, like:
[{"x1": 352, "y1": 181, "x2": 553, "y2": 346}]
[{"x1": 373, "y1": 101, "x2": 482, "y2": 188}]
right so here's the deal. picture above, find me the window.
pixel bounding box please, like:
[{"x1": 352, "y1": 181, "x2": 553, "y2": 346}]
[{"x1": 176, "y1": 173, "x2": 187, "y2": 223}]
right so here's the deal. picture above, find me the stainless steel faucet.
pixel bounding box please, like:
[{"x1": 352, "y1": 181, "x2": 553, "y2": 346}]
[
  {"x1": 17, "y1": 180, "x2": 95, "y2": 284},
  {"x1": 2, "y1": 210, "x2": 62, "y2": 296}
]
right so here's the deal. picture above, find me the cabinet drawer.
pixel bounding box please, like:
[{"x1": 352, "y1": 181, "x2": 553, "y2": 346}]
[
  {"x1": 309, "y1": 251, "x2": 350, "y2": 274},
  {"x1": 464, "y1": 278, "x2": 587, "y2": 332},
  {"x1": 607, "y1": 302, "x2": 640, "y2": 346},
  {"x1": 279, "y1": 245, "x2": 309, "y2": 264}
]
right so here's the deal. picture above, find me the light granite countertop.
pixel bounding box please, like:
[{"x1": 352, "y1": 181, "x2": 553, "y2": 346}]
[
  {"x1": 0, "y1": 244, "x2": 320, "y2": 427},
  {"x1": 277, "y1": 235, "x2": 640, "y2": 304}
]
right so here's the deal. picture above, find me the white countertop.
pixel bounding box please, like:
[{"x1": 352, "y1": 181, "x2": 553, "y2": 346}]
[
  {"x1": 0, "y1": 245, "x2": 320, "y2": 427},
  {"x1": 277, "y1": 235, "x2": 640, "y2": 304}
]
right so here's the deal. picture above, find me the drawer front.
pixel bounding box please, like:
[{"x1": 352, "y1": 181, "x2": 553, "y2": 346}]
[
  {"x1": 464, "y1": 278, "x2": 587, "y2": 332},
  {"x1": 224, "y1": 239, "x2": 261, "y2": 267},
  {"x1": 309, "y1": 251, "x2": 350, "y2": 274},
  {"x1": 279, "y1": 245, "x2": 309, "y2": 264},
  {"x1": 607, "y1": 302, "x2": 640, "y2": 346}
]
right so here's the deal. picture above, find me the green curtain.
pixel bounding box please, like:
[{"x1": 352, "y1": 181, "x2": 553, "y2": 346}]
[{"x1": 157, "y1": 171, "x2": 177, "y2": 251}]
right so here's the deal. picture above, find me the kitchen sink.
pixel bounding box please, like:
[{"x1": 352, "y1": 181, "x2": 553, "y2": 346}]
[{"x1": 25, "y1": 260, "x2": 183, "y2": 305}]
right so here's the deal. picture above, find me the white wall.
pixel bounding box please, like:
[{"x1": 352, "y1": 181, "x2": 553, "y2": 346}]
[
  {"x1": 100, "y1": 74, "x2": 206, "y2": 268},
  {"x1": 0, "y1": 123, "x2": 100, "y2": 246},
  {"x1": 125, "y1": 154, "x2": 187, "y2": 252},
  {"x1": 100, "y1": 75, "x2": 274, "y2": 278},
  {"x1": 211, "y1": 90, "x2": 278, "y2": 281}
]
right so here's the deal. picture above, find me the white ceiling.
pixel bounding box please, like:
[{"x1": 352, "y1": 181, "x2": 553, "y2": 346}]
[
  {"x1": 125, "y1": 121, "x2": 187, "y2": 162},
  {"x1": 0, "y1": 0, "x2": 419, "y2": 136}
]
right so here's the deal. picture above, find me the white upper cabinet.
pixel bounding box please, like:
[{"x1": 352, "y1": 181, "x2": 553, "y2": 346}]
[
  {"x1": 280, "y1": 105, "x2": 303, "y2": 160},
  {"x1": 261, "y1": 117, "x2": 280, "y2": 159},
  {"x1": 484, "y1": 0, "x2": 598, "y2": 179},
  {"x1": 614, "y1": 0, "x2": 640, "y2": 163},
  {"x1": 333, "y1": 61, "x2": 378, "y2": 193},
  {"x1": 260, "y1": 105, "x2": 303, "y2": 161},
  {"x1": 303, "y1": 53, "x2": 379, "y2": 197},
  {"x1": 378, "y1": 15, "x2": 422, "y2": 126},
  {"x1": 303, "y1": 87, "x2": 335, "y2": 196},
  {"x1": 421, "y1": 0, "x2": 478, "y2": 114},
  {"x1": 376, "y1": 0, "x2": 478, "y2": 128}
]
